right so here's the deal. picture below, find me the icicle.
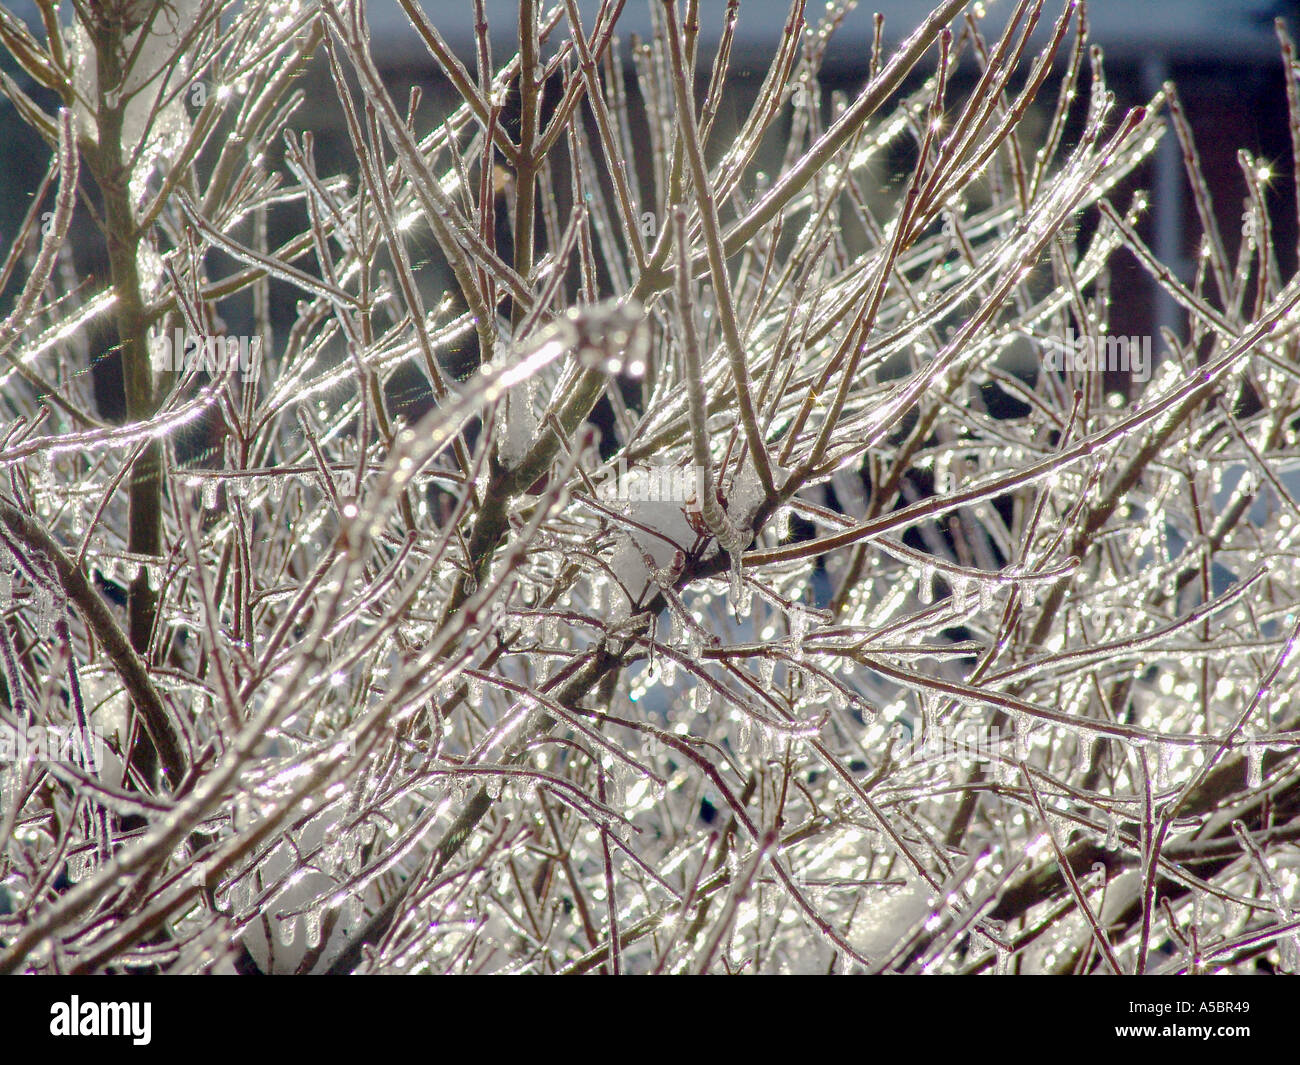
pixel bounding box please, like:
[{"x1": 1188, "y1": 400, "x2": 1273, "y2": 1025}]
[
  {"x1": 277, "y1": 913, "x2": 297, "y2": 946},
  {"x1": 66, "y1": 852, "x2": 88, "y2": 883},
  {"x1": 918, "y1": 564, "x2": 934, "y2": 605},
  {"x1": 607, "y1": 758, "x2": 631, "y2": 806},
  {"x1": 951, "y1": 577, "x2": 969, "y2": 614},
  {"x1": 789, "y1": 603, "x2": 806, "y2": 663},
  {"x1": 1246, "y1": 740, "x2": 1263, "y2": 788},
  {"x1": 759, "y1": 656, "x2": 775, "y2": 688},
  {"x1": 203, "y1": 478, "x2": 218, "y2": 510},
  {"x1": 1105, "y1": 810, "x2": 1119, "y2": 849},
  {"x1": 467, "y1": 675, "x2": 483, "y2": 708},
  {"x1": 935, "y1": 453, "x2": 951, "y2": 495},
  {"x1": 345, "y1": 895, "x2": 362, "y2": 926},
  {"x1": 662, "y1": 656, "x2": 677, "y2": 687},
  {"x1": 686, "y1": 623, "x2": 704, "y2": 660},
  {"x1": 496, "y1": 378, "x2": 537, "y2": 469},
  {"x1": 774, "y1": 506, "x2": 791, "y2": 541},
  {"x1": 1074, "y1": 737, "x2": 1093, "y2": 774},
  {"x1": 304, "y1": 909, "x2": 322, "y2": 948},
  {"x1": 978, "y1": 579, "x2": 994, "y2": 613},
  {"x1": 729, "y1": 557, "x2": 751, "y2": 617},
  {"x1": 1156, "y1": 742, "x2": 1173, "y2": 790},
  {"x1": 35, "y1": 588, "x2": 55, "y2": 638},
  {"x1": 693, "y1": 683, "x2": 712, "y2": 715}
]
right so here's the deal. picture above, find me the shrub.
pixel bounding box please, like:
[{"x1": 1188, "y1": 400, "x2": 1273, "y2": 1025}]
[{"x1": 1, "y1": 0, "x2": 1298, "y2": 974}]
